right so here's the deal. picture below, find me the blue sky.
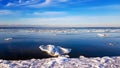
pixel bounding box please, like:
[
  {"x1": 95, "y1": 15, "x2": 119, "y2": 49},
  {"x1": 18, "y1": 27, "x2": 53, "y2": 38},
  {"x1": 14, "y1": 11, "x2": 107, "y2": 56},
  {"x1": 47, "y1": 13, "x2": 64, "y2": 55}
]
[{"x1": 0, "y1": 0, "x2": 120, "y2": 27}]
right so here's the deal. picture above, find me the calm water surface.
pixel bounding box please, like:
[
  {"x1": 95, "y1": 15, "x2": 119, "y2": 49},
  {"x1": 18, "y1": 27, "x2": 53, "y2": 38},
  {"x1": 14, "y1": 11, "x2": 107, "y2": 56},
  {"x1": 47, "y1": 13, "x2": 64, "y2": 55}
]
[{"x1": 0, "y1": 27, "x2": 120, "y2": 60}]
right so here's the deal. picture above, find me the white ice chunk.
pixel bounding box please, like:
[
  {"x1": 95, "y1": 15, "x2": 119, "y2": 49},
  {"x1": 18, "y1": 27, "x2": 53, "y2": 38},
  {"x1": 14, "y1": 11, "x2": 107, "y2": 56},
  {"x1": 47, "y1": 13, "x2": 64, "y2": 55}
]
[
  {"x1": 108, "y1": 43, "x2": 114, "y2": 46},
  {"x1": 4, "y1": 38, "x2": 13, "y2": 41},
  {"x1": 39, "y1": 45, "x2": 71, "y2": 56},
  {"x1": 97, "y1": 33, "x2": 107, "y2": 37}
]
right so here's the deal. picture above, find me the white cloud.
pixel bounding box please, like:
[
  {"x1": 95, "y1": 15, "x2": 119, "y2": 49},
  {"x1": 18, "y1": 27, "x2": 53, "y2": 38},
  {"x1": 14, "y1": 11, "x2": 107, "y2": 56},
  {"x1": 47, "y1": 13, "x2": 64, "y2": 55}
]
[
  {"x1": 5, "y1": 0, "x2": 95, "y2": 8},
  {"x1": 40, "y1": 0, "x2": 51, "y2": 6},
  {"x1": 89, "y1": 5, "x2": 120, "y2": 10},
  {"x1": 32, "y1": 11, "x2": 66, "y2": 16},
  {"x1": 18, "y1": 0, "x2": 23, "y2": 4},
  {"x1": 80, "y1": 0, "x2": 94, "y2": 2},
  {"x1": 6, "y1": 3, "x2": 14, "y2": 7},
  {"x1": 58, "y1": 0, "x2": 68, "y2": 2},
  {"x1": 0, "y1": 10, "x2": 13, "y2": 15},
  {"x1": 18, "y1": 16, "x2": 120, "y2": 27},
  {"x1": 5, "y1": 0, "x2": 52, "y2": 7},
  {"x1": 28, "y1": 0, "x2": 52, "y2": 7}
]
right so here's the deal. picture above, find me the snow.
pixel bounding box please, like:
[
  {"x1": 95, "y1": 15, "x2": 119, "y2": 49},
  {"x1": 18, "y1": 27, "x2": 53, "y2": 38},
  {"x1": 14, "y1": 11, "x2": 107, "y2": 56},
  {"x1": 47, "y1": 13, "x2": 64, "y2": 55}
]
[
  {"x1": 0, "y1": 56, "x2": 120, "y2": 68},
  {"x1": 39, "y1": 45, "x2": 71, "y2": 56}
]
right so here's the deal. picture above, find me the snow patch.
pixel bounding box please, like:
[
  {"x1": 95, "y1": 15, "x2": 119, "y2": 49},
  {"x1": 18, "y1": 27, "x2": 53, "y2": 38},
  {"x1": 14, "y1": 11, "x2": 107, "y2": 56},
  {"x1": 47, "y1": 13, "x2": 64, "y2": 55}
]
[{"x1": 0, "y1": 56, "x2": 120, "y2": 68}]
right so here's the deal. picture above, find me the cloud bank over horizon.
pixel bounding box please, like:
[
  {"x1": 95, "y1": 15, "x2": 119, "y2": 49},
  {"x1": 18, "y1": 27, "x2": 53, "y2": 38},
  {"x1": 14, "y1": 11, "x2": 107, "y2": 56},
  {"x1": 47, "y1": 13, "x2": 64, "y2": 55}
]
[{"x1": 0, "y1": 0, "x2": 120, "y2": 27}]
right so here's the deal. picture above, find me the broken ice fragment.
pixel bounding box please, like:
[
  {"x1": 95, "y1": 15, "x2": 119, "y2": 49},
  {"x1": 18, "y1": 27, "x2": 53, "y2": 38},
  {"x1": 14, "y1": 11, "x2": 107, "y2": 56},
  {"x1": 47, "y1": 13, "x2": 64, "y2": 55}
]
[{"x1": 39, "y1": 45, "x2": 71, "y2": 56}]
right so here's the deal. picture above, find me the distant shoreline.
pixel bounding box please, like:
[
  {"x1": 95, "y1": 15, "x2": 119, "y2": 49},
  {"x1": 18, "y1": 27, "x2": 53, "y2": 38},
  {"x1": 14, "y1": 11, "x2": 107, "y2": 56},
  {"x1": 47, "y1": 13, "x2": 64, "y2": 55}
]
[
  {"x1": 0, "y1": 26, "x2": 120, "y2": 29},
  {"x1": 0, "y1": 24, "x2": 120, "y2": 28}
]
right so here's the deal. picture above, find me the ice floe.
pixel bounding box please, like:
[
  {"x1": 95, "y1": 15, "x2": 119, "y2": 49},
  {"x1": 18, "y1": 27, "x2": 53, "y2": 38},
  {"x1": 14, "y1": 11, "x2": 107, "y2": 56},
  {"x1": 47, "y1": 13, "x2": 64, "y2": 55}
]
[
  {"x1": 97, "y1": 33, "x2": 107, "y2": 37},
  {"x1": 39, "y1": 45, "x2": 71, "y2": 56},
  {"x1": 108, "y1": 43, "x2": 114, "y2": 46},
  {"x1": 1, "y1": 28, "x2": 120, "y2": 34},
  {"x1": 90, "y1": 29, "x2": 107, "y2": 33},
  {"x1": 4, "y1": 38, "x2": 13, "y2": 41}
]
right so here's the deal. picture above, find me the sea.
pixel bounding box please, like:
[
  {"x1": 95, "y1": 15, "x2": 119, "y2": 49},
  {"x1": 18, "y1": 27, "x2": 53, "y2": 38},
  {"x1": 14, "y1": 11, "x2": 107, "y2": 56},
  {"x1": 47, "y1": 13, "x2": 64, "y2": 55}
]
[{"x1": 0, "y1": 27, "x2": 120, "y2": 60}]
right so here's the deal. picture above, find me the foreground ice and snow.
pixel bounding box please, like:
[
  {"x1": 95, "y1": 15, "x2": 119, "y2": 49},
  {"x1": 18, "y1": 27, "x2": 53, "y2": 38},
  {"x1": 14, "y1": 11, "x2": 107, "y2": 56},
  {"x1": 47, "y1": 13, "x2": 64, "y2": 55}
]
[
  {"x1": 0, "y1": 56, "x2": 120, "y2": 68},
  {"x1": 0, "y1": 45, "x2": 120, "y2": 68}
]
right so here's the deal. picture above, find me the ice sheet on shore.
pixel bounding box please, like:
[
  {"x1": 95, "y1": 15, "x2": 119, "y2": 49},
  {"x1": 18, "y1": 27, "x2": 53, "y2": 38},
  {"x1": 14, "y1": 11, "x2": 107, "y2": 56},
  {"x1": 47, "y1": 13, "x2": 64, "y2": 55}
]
[
  {"x1": 0, "y1": 56, "x2": 120, "y2": 68},
  {"x1": 39, "y1": 45, "x2": 71, "y2": 56}
]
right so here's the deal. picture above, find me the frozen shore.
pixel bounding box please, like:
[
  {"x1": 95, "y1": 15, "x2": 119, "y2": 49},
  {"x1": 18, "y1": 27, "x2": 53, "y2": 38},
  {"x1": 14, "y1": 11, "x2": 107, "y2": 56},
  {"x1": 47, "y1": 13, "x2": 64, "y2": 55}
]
[{"x1": 0, "y1": 56, "x2": 120, "y2": 68}]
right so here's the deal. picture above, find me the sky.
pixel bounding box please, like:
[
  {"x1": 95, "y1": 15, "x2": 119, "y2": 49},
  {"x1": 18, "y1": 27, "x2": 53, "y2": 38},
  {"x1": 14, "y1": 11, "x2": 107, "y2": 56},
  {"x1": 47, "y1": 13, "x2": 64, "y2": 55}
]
[{"x1": 0, "y1": 0, "x2": 120, "y2": 27}]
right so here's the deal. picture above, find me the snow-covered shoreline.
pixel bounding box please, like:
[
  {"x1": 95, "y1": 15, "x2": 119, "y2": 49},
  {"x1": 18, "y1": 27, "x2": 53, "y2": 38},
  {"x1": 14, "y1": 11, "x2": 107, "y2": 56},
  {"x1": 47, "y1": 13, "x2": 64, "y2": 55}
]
[{"x1": 0, "y1": 56, "x2": 120, "y2": 68}]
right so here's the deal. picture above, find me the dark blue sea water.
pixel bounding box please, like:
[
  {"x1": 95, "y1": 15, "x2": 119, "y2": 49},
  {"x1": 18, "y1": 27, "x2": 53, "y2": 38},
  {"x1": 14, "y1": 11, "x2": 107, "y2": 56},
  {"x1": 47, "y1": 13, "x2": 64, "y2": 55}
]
[{"x1": 0, "y1": 27, "x2": 120, "y2": 60}]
